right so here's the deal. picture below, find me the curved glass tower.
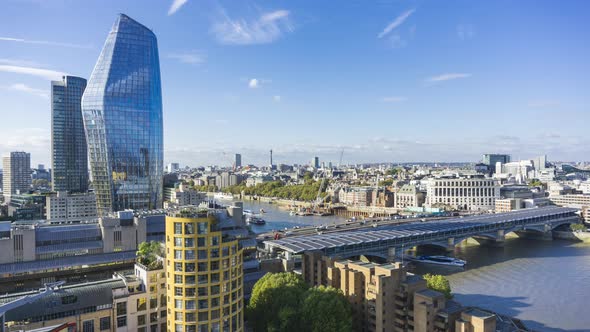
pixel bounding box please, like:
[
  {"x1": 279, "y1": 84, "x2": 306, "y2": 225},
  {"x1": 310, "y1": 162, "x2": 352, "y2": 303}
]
[{"x1": 82, "y1": 14, "x2": 163, "y2": 216}]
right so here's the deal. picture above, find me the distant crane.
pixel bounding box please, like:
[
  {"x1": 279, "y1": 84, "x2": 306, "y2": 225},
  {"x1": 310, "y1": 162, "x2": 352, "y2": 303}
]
[{"x1": 0, "y1": 281, "x2": 65, "y2": 331}]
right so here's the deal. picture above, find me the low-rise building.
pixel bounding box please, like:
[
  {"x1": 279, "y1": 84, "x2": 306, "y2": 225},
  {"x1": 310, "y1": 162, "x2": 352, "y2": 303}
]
[
  {"x1": 0, "y1": 263, "x2": 167, "y2": 332},
  {"x1": 163, "y1": 184, "x2": 206, "y2": 207},
  {"x1": 46, "y1": 192, "x2": 97, "y2": 222},
  {"x1": 495, "y1": 198, "x2": 522, "y2": 213},
  {"x1": 395, "y1": 184, "x2": 425, "y2": 209}
]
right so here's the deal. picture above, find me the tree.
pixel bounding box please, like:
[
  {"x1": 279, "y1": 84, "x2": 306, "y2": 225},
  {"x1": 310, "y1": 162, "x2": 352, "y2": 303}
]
[
  {"x1": 301, "y1": 286, "x2": 352, "y2": 332},
  {"x1": 423, "y1": 273, "x2": 453, "y2": 299},
  {"x1": 570, "y1": 223, "x2": 587, "y2": 232},
  {"x1": 247, "y1": 273, "x2": 308, "y2": 332},
  {"x1": 136, "y1": 241, "x2": 163, "y2": 270}
]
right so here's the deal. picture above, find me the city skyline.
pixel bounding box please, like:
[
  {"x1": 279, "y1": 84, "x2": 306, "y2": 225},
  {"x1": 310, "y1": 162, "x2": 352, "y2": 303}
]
[{"x1": 1, "y1": 0, "x2": 589, "y2": 166}]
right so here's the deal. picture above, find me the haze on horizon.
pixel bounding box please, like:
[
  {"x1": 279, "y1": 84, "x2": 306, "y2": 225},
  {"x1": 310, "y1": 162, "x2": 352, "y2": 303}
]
[{"x1": 0, "y1": 0, "x2": 588, "y2": 166}]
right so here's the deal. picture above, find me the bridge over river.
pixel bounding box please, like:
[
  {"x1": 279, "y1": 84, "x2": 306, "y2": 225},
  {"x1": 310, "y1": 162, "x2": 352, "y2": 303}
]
[{"x1": 263, "y1": 206, "x2": 579, "y2": 260}]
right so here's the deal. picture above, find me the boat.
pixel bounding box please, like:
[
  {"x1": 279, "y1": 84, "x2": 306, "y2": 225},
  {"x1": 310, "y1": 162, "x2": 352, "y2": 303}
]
[
  {"x1": 246, "y1": 216, "x2": 266, "y2": 225},
  {"x1": 260, "y1": 208, "x2": 266, "y2": 214},
  {"x1": 289, "y1": 211, "x2": 296, "y2": 216},
  {"x1": 214, "y1": 192, "x2": 234, "y2": 201},
  {"x1": 405, "y1": 255, "x2": 466, "y2": 267}
]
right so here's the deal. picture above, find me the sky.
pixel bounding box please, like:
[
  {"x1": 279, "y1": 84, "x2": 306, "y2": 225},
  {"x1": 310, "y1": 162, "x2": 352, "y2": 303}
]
[{"x1": 0, "y1": 0, "x2": 589, "y2": 167}]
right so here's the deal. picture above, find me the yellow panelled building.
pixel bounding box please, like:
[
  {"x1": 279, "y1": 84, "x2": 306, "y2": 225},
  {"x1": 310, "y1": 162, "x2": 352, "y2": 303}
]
[{"x1": 165, "y1": 208, "x2": 244, "y2": 332}]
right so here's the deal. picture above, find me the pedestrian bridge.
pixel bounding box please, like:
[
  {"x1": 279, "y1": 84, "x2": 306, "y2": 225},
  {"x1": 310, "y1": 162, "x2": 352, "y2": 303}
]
[{"x1": 263, "y1": 206, "x2": 579, "y2": 260}]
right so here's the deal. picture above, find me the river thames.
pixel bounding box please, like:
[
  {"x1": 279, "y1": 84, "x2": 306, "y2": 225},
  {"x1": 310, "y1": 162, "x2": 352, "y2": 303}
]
[{"x1": 242, "y1": 200, "x2": 590, "y2": 331}]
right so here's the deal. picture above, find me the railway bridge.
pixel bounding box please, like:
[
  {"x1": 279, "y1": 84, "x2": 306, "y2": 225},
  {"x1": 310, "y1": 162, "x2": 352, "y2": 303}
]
[{"x1": 263, "y1": 206, "x2": 579, "y2": 261}]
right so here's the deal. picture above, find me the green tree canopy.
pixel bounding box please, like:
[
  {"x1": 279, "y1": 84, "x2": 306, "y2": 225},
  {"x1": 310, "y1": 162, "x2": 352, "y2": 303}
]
[
  {"x1": 570, "y1": 223, "x2": 587, "y2": 232},
  {"x1": 423, "y1": 273, "x2": 453, "y2": 299},
  {"x1": 136, "y1": 241, "x2": 163, "y2": 270},
  {"x1": 247, "y1": 273, "x2": 308, "y2": 332},
  {"x1": 247, "y1": 273, "x2": 352, "y2": 332},
  {"x1": 301, "y1": 286, "x2": 352, "y2": 332}
]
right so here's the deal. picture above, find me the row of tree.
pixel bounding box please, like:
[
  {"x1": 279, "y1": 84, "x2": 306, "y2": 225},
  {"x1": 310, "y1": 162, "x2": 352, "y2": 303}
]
[
  {"x1": 247, "y1": 273, "x2": 352, "y2": 332},
  {"x1": 222, "y1": 178, "x2": 329, "y2": 202}
]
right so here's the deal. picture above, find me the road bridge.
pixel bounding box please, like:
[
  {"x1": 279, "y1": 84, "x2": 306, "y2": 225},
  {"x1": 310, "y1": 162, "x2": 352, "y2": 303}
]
[{"x1": 263, "y1": 206, "x2": 579, "y2": 261}]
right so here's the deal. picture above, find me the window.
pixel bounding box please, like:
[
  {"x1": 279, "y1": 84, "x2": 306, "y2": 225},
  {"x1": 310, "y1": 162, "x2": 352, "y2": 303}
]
[
  {"x1": 117, "y1": 316, "x2": 127, "y2": 328},
  {"x1": 138, "y1": 314, "x2": 146, "y2": 326},
  {"x1": 99, "y1": 317, "x2": 110, "y2": 331},
  {"x1": 174, "y1": 222, "x2": 182, "y2": 234},
  {"x1": 150, "y1": 312, "x2": 158, "y2": 323},
  {"x1": 185, "y1": 275, "x2": 196, "y2": 284},
  {"x1": 197, "y1": 237, "x2": 206, "y2": 247},
  {"x1": 175, "y1": 287, "x2": 183, "y2": 296},
  {"x1": 175, "y1": 250, "x2": 183, "y2": 259},
  {"x1": 137, "y1": 298, "x2": 147, "y2": 311},
  {"x1": 186, "y1": 312, "x2": 196, "y2": 322},
  {"x1": 198, "y1": 250, "x2": 207, "y2": 259},
  {"x1": 175, "y1": 299, "x2": 183, "y2": 309},
  {"x1": 185, "y1": 238, "x2": 194, "y2": 248},
  {"x1": 185, "y1": 250, "x2": 195, "y2": 260},
  {"x1": 197, "y1": 222, "x2": 208, "y2": 234},
  {"x1": 185, "y1": 299, "x2": 196, "y2": 310},
  {"x1": 186, "y1": 288, "x2": 196, "y2": 296},
  {"x1": 116, "y1": 302, "x2": 127, "y2": 316},
  {"x1": 174, "y1": 237, "x2": 182, "y2": 246},
  {"x1": 210, "y1": 236, "x2": 219, "y2": 246},
  {"x1": 185, "y1": 222, "x2": 195, "y2": 234},
  {"x1": 185, "y1": 263, "x2": 195, "y2": 272},
  {"x1": 61, "y1": 295, "x2": 77, "y2": 305},
  {"x1": 175, "y1": 274, "x2": 183, "y2": 284},
  {"x1": 82, "y1": 320, "x2": 94, "y2": 332},
  {"x1": 150, "y1": 296, "x2": 158, "y2": 309}
]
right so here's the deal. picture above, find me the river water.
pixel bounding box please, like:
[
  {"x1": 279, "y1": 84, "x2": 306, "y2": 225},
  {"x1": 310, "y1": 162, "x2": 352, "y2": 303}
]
[{"x1": 242, "y1": 201, "x2": 590, "y2": 331}]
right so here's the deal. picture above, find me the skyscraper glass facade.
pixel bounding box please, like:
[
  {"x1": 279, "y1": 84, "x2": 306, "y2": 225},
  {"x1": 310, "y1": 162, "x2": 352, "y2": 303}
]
[
  {"x1": 82, "y1": 14, "x2": 163, "y2": 216},
  {"x1": 51, "y1": 76, "x2": 88, "y2": 193}
]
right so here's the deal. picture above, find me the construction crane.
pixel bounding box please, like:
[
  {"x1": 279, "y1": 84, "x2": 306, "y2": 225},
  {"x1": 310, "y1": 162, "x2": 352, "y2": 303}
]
[{"x1": 0, "y1": 281, "x2": 65, "y2": 331}]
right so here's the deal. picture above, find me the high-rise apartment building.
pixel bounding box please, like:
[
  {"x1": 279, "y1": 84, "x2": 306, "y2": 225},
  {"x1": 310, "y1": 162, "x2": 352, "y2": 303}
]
[
  {"x1": 51, "y1": 75, "x2": 89, "y2": 193},
  {"x1": 82, "y1": 14, "x2": 163, "y2": 216},
  {"x1": 235, "y1": 154, "x2": 242, "y2": 168},
  {"x1": 2, "y1": 152, "x2": 31, "y2": 201},
  {"x1": 165, "y1": 207, "x2": 244, "y2": 332}
]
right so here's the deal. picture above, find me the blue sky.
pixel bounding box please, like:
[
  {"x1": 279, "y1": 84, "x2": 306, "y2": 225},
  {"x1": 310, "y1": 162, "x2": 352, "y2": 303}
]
[{"x1": 0, "y1": 0, "x2": 588, "y2": 167}]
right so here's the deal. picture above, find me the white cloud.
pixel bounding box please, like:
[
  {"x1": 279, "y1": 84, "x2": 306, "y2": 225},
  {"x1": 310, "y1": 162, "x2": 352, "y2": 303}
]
[
  {"x1": 381, "y1": 96, "x2": 407, "y2": 102},
  {"x1": 426, "y1": 73, "x2": 472, "y2": 83},
  {"x1": 5, "y1": 83, "x2": 49, "y2": 99},
  {"x1": 378, "y1": 9, "x2": 415, "y2": 39},
  {"x1": 0, "y1": 64, "x2": 66, "y2": 80},
  {"x1": 211, "y1": 9, "x2": 293, "y2": 45},
  {"x1": 168, "y1": 0, "x2": 188, "y2": 15},
  {"x1": 273, "y1": 95, "x2": 281, "y2": 102},
  {"x1": 0, "y1": 36, "x2": 91, "y2": 49},
  {"x1": 456, "y1": 24, "x2": 475, "y2": 40},
  {"x1": 167, "y1": 51, "x2": 205, "y2": 64},
  {"x1": 248, "y1": 79, "x2": 259, "y2": 89}
]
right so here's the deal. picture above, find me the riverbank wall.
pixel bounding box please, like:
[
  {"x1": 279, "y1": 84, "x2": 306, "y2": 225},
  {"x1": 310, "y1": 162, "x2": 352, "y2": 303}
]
[{"x1": 553, "y1": 231, "x2": 590, "y2": 242}]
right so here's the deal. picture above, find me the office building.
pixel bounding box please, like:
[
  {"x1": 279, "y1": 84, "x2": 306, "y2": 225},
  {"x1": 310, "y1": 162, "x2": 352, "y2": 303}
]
[
  {"x1": 7, "y1": 193, "x2": 46, "y2": 220},
  {"x1": 167, "y1": 163, "x2": 180, "y2": 173},
  {"x1": 165, "y1": 207, "x2": 245, "y2": 332},
  {"x1": 163, "y1": 184, "x2": 206, "y2": 207},
  {"x1": 2, "y1": 152, "x2": 31, "y2": 201},
  {"x1": 82, "y1": 14, "x2": 163, "y2": 216},
  {"x1": 425, "y1": 176, "x2": 499, "y2": 211},
  {"x1": 394, "y1": 184, "x2": 425, "y2": 209},
  {"x1": 46, "y1": 192, "x2": 98, "y2": 222},
  {"x1": 338, "y1": 186, "x2": 374, "y2": 207},
  {"x1": 51, "y1": 76, "x2": 89, "y2": 193},
  {"x1": 312, "y1": 156, "x2": 320, "y2": 169},
  {"x1": 482, "y1": 154, "x2": 510, "y2": 174},
  {"x1": 235, "y1": 154, "x2": 242, "y2": 168},
  {"x1": 215, "y1": 172, "x2": 245, "y2": 189}
]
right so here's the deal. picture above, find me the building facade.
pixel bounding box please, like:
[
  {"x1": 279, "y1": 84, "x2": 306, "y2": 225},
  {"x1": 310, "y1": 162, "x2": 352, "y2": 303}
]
[
  {"x1": 425, "y1": 177, "x2": 499, "y2": 211},
  {"x1": 82, "y1": 14, "x2": 163, "y2": 216},
  {"x1": 482, "y1": 154, "x2": 510, "y2": 174},
  {"x1": 46, "y1": 192, "x2": 98, "y2": 222},
  {"x1": 51, "y1": 76, "x2": 89, "y2": 193},
  {"x1": 394, "y1": 184, "x2": 425, "y2": 209},
  {"x1": 165, "y1": 208, "x2": 244, "y2": 332},
  {"x1": 2, "y1": 152, "x2": 31, "y2": 201}
]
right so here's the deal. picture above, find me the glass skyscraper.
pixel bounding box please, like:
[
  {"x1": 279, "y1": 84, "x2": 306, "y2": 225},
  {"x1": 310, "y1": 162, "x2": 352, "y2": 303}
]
[
  {"x1": 51, "y1": 76, "x2": 89, "y2": 193},
  {"x1": 82, "y1": 14, "x2": 163, "y2": 216}
]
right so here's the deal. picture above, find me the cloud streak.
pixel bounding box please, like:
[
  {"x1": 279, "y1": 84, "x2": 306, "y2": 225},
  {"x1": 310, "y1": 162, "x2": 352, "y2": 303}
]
[
  {"x1": 5, "y1": 83, "x2": 49, "y2": 99},
  {"x1": 0, "y1": 64, "x2": 66, "y2": 80},
  {"x1": 248, "y1": 79, "x2": 259, "y2": 88},
  {"x1": 0, "y1": 36, "x2": 91, "y2": 49},
  {"x1": 211, "y1": 9, "x2": 293, "y2": 45},
  {"x1": 426, "y1": 73, "x2": 472, "y2": 83},
  {"x1": 167, "y1": 51, "x2": 205, "y2": 64},
  {"x1": 378, "y1": 9, "x2": 415, "y2": 39},
  {"x1": 168, "y1": 0, "x2": 188, "y2": 15}
]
